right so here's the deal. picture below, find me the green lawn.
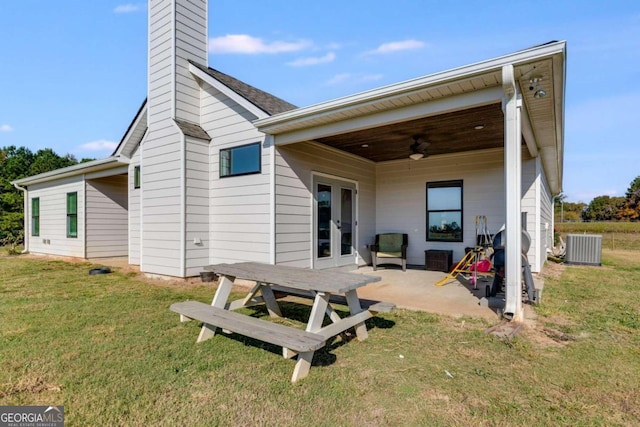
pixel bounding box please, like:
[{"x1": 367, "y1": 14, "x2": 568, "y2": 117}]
[
  {"x1": 556, "y1": 222, "x2": 640, "y2": 251},
  {"x1": 1, "y1": 253, "x2": 639, "y2": 426}
]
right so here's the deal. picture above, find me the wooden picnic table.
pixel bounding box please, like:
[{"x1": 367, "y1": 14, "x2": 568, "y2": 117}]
[{"x1": 170, "y1": 262, "x2": 384, "y2": 382}]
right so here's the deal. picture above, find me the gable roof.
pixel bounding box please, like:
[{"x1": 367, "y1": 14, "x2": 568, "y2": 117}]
[
  {"x1": 111, "y1": 99, "x2": 147, "y2": 158},
  {"x1": 189, "y1": 61, "x2": 297, "y2": 116}
]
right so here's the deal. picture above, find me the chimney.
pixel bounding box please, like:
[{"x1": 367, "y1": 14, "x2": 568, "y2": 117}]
[
  {"x1": 140, "y1": 0, "x2": 208, "y2": 278},
  {"x1": 147, "y1": 0, "x2": 207, "y2": 126}
]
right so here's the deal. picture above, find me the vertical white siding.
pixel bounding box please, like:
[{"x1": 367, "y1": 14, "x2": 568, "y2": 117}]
[
  {"x1": 148, "y1": 0, "x2": 206, "y2": 124},
  {"x1": 27, "y1": 177, "x2": 85, "y2": 258},
  {"x1": 377, "y1": 149, "x2": 505, "y2": 266},
  {"x1": 185, "y1": 137, "x2": 210, "y2": 276},
  {"x1": 520, "y1": 154, "x2": 551, "y2": 273},
  {"x1": 140, "y1": 124, "x2": 183, "y2": 276},
  {"x1": 129, "y1": 148, "x2": 141, "y2": 264},
  {"x1": 521, "y1": 157, "x2": 538, "y2": 270},
  {"x1": 538, "y1": 157, "x2": 553, "y2": 271},
  {"x1": 174, "y1": 0, "x2": 207, "y2": 123},
  {"x1": 148, "y1": 0, "x2": 174, "y2": 125},
  {"x1": 274, "y1": 142, "x2": 376, "y2": 268},
  {"x1": 85, "y1": 175, "x2": 128, "y2": 258},
  {"x1": 201, "y1": 81, "x2": 272, "y2": 265}
]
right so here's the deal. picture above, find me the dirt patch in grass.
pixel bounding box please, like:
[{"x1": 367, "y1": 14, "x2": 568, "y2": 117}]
[
  {"x1": 0, "y1": 375, "x2": 62, "y2": 399},
  {"x1": 540, "y1": 260, "x2": 565, "y2": 280}
]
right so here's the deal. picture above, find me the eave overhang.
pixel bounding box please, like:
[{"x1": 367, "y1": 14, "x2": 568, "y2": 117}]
[
  {"x1": 11, "y1": 156, "x2": 129, "y2": 187},
  {"x1": 254, "y1": 41, "x2": 566, "y2": 194}
]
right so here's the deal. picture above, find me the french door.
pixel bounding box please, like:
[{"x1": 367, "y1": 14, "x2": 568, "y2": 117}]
[{"x1": 313, "y1": 176, "x2": 357, "y2": 269}]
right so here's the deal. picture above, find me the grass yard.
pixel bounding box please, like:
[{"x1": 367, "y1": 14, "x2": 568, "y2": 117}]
[
  {"x1": 1, "y1": 252, "x2": 639, "y2": 426},
  {"x1": 556, "y1": 221, "x2": 640, "y2": 251}
]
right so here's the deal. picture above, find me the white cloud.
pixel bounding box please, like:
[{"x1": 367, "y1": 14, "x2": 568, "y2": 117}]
[
  {"x1": 209, "y1": 34, "x2": 311, "y2": 54},
  {"x1": 114, "y1": 4, "x2": 142, "y2": 14},
  {"x1": 365, "y1": 39, "x2": 426, "y2": 55},
  {"x1": 326, "y1": 73, "x2": 383, "y2": 86},
  {"x1": 79, "y1": 140, "x2": 118, "y2": 152},
  {"x1": 1, "y1": 124, "x2": 13, "y2": 132},
  {"x1": 326, "y1": 73, "x2": 352, "y2": 86},
  {"x1": 287, "y1": 52, "x2": 335, "y2": 67},
  {"x1": 359, "y1": 74, "x2": 383, "y2": 83}
]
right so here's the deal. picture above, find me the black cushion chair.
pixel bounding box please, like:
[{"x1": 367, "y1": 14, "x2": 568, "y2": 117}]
[{"x1": 371, "y1": 233, "x2": 408, "y2": 271}]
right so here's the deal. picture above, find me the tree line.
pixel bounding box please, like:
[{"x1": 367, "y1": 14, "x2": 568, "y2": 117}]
[
  {"x1": 555, "y1": 176, "x2": 640, "y2": 222},
  {"x1": 0, "y1": 146, "x2": 93, "y2": 248}
]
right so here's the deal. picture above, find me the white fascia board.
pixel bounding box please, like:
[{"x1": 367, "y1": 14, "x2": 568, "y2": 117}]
[
  {"x1": 255, "y1": 41, "x2": 567, "y2": 132},
  {"x1": 189, "y1": 63, "x2": 269, "y2": 120},
  {"x1": 113, "y1": 103, "x2": 148, "y2": 159},
  {"x1": 11, "y1": 157, "x2": 129, "y2": 187},
  {"x1": 273, "y1": 86, "x2": 503, "y2": 146},
  {"x1": 552, "y1": 51, "x2": 566, "y2": 193}
]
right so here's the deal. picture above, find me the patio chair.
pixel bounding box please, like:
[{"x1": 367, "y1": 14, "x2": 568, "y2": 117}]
[{"x1": 371, "y1": 233, "x2": 408, "y2": 271}]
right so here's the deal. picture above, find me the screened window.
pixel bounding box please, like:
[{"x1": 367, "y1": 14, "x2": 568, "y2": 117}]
[
  {"x1": 426, "y1": 180, "x2": 463, "y2": 242},
  {"x1": 32, "y1": 198, "x2": 40, "y2": 236},
  {"x1": 67, "y1": 192, "x2": 78, "y2": 238},
  {"x1": 134, "y1": 165, "x2": 141, "y2": 189},
  {"x1": 220, "y1": 143, "x2": 261, "y2": 177}
]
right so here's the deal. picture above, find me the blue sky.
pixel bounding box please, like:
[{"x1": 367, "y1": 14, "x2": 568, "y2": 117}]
[{"x1": 1, "y1": 1, "x2": 638, "y2": 203}]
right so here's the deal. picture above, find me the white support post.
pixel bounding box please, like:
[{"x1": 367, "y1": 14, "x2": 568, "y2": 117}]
[{"x1": 502, "y1": 64, "x2": 523, "y2": 321}]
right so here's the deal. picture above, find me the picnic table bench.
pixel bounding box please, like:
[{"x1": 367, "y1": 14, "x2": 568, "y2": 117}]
[{"x1": 170, "y1": 262, "x2": 388, "y2": 382}]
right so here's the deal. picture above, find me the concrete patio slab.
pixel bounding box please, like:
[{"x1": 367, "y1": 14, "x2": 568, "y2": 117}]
[{"x1": 351, "y1": 266, "x2": 500, "y2": 320}]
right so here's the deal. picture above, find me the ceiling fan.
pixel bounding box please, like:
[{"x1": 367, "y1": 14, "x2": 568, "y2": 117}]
[{"x1": 409, "y1": 135, "x2": 430, "y2": 160}]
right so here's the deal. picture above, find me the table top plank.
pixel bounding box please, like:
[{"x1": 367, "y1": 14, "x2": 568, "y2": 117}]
[{"x1": 204, "y1": 262, "x2": 380, "y2": 294}]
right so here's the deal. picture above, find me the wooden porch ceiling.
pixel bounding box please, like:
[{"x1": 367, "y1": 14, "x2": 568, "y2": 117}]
[{"x1": 314, "y1": 103, "x2": 506, "y2": 162}]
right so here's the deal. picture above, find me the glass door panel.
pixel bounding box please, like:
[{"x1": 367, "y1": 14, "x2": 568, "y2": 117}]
[
  {"x1": 317, "y1": 184, "x2": 332, "y2": 259},
  {"x1": 340, "y1": 188, "x2": 354, "y2": 256}
]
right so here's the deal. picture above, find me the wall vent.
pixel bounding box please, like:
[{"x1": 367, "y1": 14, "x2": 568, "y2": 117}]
[{"x1": 565, "y1": 234, "x2": 602, "y2": 266}]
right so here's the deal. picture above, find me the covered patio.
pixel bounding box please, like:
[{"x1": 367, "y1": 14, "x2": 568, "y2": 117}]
[{"x1": 256, "y1": 41, "x2": 566, "y2": 321}]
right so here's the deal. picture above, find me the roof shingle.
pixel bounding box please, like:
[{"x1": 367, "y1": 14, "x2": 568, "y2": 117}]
[
  {"x1": 174, "y1": 118, "x2": 211, "y2": 140},
  {"x1": 189, "y1": 60, "x2": 297, "y2": 116}
]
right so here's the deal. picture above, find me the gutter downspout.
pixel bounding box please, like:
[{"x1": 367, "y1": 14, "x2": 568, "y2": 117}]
[{"x1": 12, "y1": 182, "x2": 29, "y2": 254}]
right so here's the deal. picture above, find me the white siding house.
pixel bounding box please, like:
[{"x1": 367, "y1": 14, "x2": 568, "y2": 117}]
[
  {"x1": 200, "y1": 79, "x2": 272, "y2": 266},
  {"x1": 26, "y1": 177, "x2": 85, "y2": 258},
  {"x1": 13, "y1": 0, "x2": 566, "y2": 321},
  {"x1": 85, "y1": 175, "x2": 128, "y2": 258}
]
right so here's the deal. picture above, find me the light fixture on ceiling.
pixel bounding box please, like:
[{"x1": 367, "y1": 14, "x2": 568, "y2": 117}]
[
  {"x1": 409, "y1": 135, "x2": 430, "y2": 160},
  {"x1": 474, "y1": 125, "x2": 484, "y2": 130},
  {"x1": 528, "y1": 76, "x2": 547, "y2": 99},
  {"x1": 534, "y1": 88, "x2": 547, "y2": 98},
  {"x1": 361, "y1": 143, "x2": 369, "y2": 148}
]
